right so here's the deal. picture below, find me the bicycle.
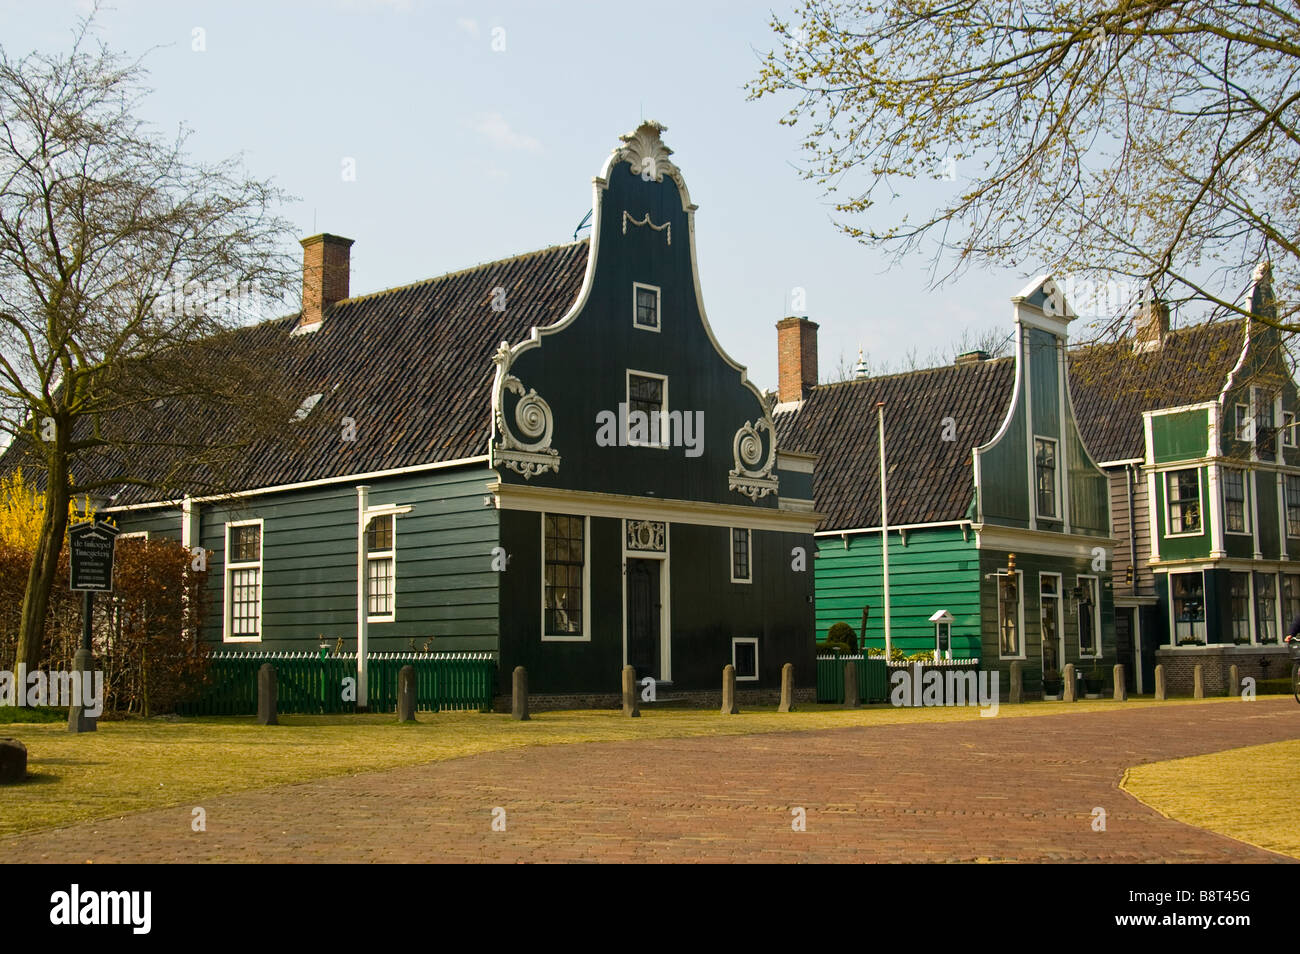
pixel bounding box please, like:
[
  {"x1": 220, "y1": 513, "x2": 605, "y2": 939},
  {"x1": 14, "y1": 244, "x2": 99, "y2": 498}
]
[{"x1": 1288, "y1": 634, "x2": 1300, "y2": 704}]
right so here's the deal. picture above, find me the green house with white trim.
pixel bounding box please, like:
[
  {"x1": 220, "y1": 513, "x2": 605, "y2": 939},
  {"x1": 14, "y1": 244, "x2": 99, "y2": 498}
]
[{"x1": 775, "y1": 277, "x2": 1116, "y2": 697}]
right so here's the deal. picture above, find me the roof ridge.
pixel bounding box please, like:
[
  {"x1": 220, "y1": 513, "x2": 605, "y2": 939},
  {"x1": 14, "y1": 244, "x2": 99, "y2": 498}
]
[
  {"x1": 331, "y1": 239, "x2": 589, "y2": 309},
  {"x1": 813, "y1": 353, "x2": 1014, "y2": 389}
]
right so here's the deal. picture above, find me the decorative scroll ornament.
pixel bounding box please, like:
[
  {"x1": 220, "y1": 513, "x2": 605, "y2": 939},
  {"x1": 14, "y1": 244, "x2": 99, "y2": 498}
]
[
  {"x1": 622, "y1": 210, "x2": 670, "y2": 245},
  {"x1": 729, "y1": 417, "x2": 779, "y2": 501},
  {"x1": 626, "y1": 519, "x2": 666, "y2": 553},
  {"x1": 491, "y1": 341, "x2": 560, "y2": 478},
  {"x1": 617, "y1": 120, "x2": 685, "y2": 191}
]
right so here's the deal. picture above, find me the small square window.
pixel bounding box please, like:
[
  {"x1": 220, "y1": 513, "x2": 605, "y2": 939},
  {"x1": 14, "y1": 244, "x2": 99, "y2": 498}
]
[
  {"x1": 231, "y1": 524, "x2": 261, "y2": 563},
  {"x1": 366, "y1": 513, "x2": 393, "y2": 551},
  {"x1": 633, "y1": 283, "x2": 660, "y2": 331}
]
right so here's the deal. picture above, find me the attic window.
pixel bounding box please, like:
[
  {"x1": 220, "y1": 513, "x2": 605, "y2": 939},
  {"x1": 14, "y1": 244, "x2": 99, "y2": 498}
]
[
  {"x1": 292, "y1": 393, "x2": 324, "y2": 422},
  {"x1": 633, "y1": 283, "x2": 660, "y2": 332}
]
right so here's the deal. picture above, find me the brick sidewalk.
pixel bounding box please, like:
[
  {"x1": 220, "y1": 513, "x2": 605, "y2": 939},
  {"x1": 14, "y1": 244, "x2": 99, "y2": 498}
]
[{"x1": 7, "y1": 698, "x2": 1299, "y2": 863}]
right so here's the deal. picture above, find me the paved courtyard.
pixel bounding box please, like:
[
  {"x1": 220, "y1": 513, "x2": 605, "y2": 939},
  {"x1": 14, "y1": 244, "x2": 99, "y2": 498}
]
[{"x1": 8, "y1": 698, "x2": 1299, "y2": 863}]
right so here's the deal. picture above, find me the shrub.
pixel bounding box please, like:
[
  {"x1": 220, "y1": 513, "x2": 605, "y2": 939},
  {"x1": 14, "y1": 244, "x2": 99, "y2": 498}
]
[
  {"x1": 905, "y1": 650, "x2": 935, "y2": 662},
  {"x1": 826, "y1": 621, "x2": 857, "y2": 652},
  {"x1": 817, "y1": 640, "x2": 852, "y2": 655}
]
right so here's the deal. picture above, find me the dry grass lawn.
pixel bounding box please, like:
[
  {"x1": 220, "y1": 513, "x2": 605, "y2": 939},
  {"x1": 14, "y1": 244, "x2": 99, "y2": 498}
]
[
  {"x1": 1122, "y1": 739, "x2": 1300, "y2": 860},
  {"x1": 0, "y1": 695, "x2": 1238, "y2": 837}
]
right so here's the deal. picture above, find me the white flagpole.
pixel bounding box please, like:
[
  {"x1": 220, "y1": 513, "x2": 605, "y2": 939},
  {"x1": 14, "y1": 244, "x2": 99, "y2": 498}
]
[{"x1": 878, "y1": 402, "x2": 892, "y2": 658}]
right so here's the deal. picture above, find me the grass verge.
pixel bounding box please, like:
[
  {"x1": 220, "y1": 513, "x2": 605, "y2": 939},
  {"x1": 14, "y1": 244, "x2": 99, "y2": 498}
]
[{"x1": 1122, "y1": 738, "x2": 1300, "y2": 860}]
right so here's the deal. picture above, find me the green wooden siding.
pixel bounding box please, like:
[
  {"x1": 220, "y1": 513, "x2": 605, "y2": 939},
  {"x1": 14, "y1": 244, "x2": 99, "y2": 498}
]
[
  {"x1": 1151, "y1": 408, "x2": 1209, "y2": 462},
  {"x1": 815, "y1": 526, "x2": 982, "y2": 658},
  {"x1": 199, "y1": 466, "x2": 500, "y2": 652},
  {"x1": 112, "y1": 506, "x2": 182, "y2": 540}
]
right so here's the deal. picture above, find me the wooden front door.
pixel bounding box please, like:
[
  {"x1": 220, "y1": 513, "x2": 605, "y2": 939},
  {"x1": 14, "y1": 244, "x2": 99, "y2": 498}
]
[{"x1": 626, "y1": 558, "x2": 661, "y2": 681}]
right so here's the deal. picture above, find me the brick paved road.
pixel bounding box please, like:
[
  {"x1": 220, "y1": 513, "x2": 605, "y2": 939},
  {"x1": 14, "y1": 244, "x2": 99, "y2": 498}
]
[{"x1": 7, "y1": 699, "x2": 1299, "y2": 862}]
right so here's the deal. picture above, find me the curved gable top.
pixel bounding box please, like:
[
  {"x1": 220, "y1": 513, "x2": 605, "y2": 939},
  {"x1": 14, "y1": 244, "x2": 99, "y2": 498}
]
[{"x1": 496, "y1": 121, "x2": 767, "y2": 409}]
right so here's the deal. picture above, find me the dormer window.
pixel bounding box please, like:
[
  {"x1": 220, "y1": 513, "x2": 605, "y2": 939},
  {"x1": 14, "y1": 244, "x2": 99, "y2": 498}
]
[
  {"x1": 1034, "y1": 437, "x2": 1058, "y2": 519},
  {"x1": 633, "y1": 283, "x2": 660, "y2": 332}
]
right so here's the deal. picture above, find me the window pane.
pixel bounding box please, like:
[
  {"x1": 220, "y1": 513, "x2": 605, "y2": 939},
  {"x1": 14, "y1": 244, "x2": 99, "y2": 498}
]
[
  {"x1": 232, "y1": 525, "x2": 261, "y2": 563},
  {"x1": 1168, "y1": 470, "x2": 1201, "y2": 533},
  {"x1": 1223, "y1": 469, "x2": 1245, "y2": 532},
  {"x1": 1035, "y1": 439, "x2": 1057, "y2": 518},
  {"x1": 998, "y1": 574, "x2": 1020, "y2": 656},
  {"x1": 544, "y1": 513, "x2": 584, "y2": 636},
  {"x1": 366, "y1": 514, "x2": 393, "y2": 551},
  {"x1": 734, "y1": 641, "x2": 757, "y2": 679},
  {"x1": 635, "y1": 287, "x2": 658, "y2": 328},
  {"x1": 732, "y1": 528, "x2": 750, "y2": 580},
  {"x1": 1172, "y1": 573, "x2": 1205, "y2": 643},
  {"x1": 1287, "y1": 476, "x2": 1300, "y2": 537},
  {"x1": 1229, "y1": 572, "x2": 1250, "y2": 643},
  {"x1": 1255, "y1": 572, "x2": 1277, "y2": 644},
  {"x1": 231, "y1": 566, "x2": 260, "y2": 636},
  {"x1": 368, "y1": 556, "x2": 394, "y2": 616}
]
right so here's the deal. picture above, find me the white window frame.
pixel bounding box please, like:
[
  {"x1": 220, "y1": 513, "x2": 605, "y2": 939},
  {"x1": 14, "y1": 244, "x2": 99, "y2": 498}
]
[
  {"x1": 365, "y1": 512, "x2": 397, "y2": 623},
  {"x1": 541, "y1": 512, "x2": 591, "y2": 642},
  {"x1": 1286, "y1": 475, "x2": 1300, "y2": 538},
  {"x1": 732, "y1": 637, "x2": 759, "y2": 682},
  {"x1": 996, "y1": 569, "x2": 1025, "y2": 660},
  {"x1": 1222, "y1": 466, "x2": 1250, "y2": 535},
  {"x1": 1165, "y1": 468, "x2": 1203, "y2": 537},
  {"x1": 625, "y1": 369, "x2": 669, "y2": 449},
  {"x1": 223, "y1": 518, "x2": 263, "y2": 643},
  {"x1": 1228, "y1": 570, "x2": 1252, "y2": 644},
  {"x1": 730, "y1": 527, "x2": 752, "y2": 584},
  {"x1": 1033, "y1": 435, "x2": 1060, "y2": 520},
  {"x1": 1254, "y1": 570, "x2": 1279, "y2": 645},
  {"x1": 1168, "y1": 570, "x2": 1207, "y2": 646},
  {"x1": 1076, "y1": 574, "x2": 1101, "y2": 657},
  {"x1": 1038, "y1": 572, "x2": 1063, "y2": 671},
  {"x1": 632, "y1": 282, "x2": 661, "y2": 333},
  {"x1": 1284, "y1": 411, "x2": 1297, "y2": 448},
  {"x1": 1234, "y1": 403, "x2": 1251, "y2": 441}
]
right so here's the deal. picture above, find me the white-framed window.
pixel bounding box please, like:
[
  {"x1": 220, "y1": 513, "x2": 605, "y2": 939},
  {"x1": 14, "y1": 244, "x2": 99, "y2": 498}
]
[
  {"x1": 1229, "y1": 571, "x2": 1251, "y2": 644},
  {"x1": 1234, "y1": 403, "x2": 1251, "y2": 440},
  {"x1": 1222, "y1": 467, "x2": 1248, "y2": 534},
  {"x1": 626, "y1": 370, "x2": 669, "y2": 448},
  {"x1": 632, "y1": 282, "x2": 661, "y2": 332},
  {"x1": 1039, "y1": 573, "x2": 1062, "y2": 673},
  {"x1": 1255, "y1": 571, "x2": 1278, "y2": 645},
  {"x1": 1284, "y1": 411, "x2": 1297, "y2": 448},
  {"x1": 1170, "y1": 571, "x2": 1206, "y2": 645},
  {"x1": 1033, "y1": 436, "x2": 1059, "y2": 520},
  {"x1": 542, "y1": 512, "x2": 589, "y2": 641},
  {"x1": 117, "y1": 531, "x2": 149, "y2": 541},
  {"x1": 1165, "y1": 469, "x2": 1202, "y2": 535},
  {"x1": 730, "y1": 527, "x2": 752, "y2": 583},
  {"x1": 1286, "y1": 475, "x2": 1300, "y2": 538},
  {"x1": 732, "y1": 637, "x2": 758, "y2": 682},
  {"x1": 365, "y1": 512, "x2": 395, "y2": 622},
  {"x1": 997, "y1": 570, "x2": 1024, "y2": 659},
  {"x1": 1283, "y1": 573, "x2": 1300, "y2": 637},
  {"x1": 1076, "y1": 575, "x2": 1100, "y2": 656},
  {"x1": 1254, "y1": 388, "x2": 1276, "y2": 460},
  {"x1": 224, "y1": 519, "x2": 262, "y2": 642}
]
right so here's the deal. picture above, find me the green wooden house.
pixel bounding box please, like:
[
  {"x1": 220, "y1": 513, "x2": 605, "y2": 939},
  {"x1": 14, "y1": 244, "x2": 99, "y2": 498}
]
[
  {"x1": 775, "y1": 277, "x2": 1116, "y2": 698},
  {"x1": 44, "y1": 122, "x2": 820, "y2": 708},
  {"x1": 1071, "y1": 264, "x2": 1297, "y2": 694}
]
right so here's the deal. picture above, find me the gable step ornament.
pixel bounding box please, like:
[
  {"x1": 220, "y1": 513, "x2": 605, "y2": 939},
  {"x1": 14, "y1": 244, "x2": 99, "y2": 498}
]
[
  {"x1": 728, "y1": 417, "x2": 779, "y2": 501},
  {"x1": 491, "y1": 342, "x2": 560, "y2": 478}
]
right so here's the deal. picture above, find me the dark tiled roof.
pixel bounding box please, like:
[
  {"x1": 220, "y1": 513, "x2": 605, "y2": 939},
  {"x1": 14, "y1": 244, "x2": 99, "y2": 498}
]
[
  {"x1": 1068, "y1": 320, "x2": 1246, "y2": 463},
  {"x1": 3, "y1": 242, "x2": 590, "y2": 505},
  {"x1": 776, "y1": 358, "x2": 1015, "y2": 531}
]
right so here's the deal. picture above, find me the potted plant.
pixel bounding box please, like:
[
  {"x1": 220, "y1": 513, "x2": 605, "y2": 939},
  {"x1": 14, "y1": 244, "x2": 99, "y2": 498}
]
[
  {"x1": 1041, "y1": 668, "x2": 1064, "y2": 699},
  {"x1": 1083, "y1": 662, "x2": 1105, "y2": 697}
]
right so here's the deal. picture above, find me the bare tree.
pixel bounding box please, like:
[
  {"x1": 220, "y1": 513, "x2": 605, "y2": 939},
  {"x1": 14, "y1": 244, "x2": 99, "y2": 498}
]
[
  {"x1": 749, "y1": 1, "x2": 1299, "y2": 338},
  {"x1": 0, "y1": 21, "x2": 301, "y2": 672}
]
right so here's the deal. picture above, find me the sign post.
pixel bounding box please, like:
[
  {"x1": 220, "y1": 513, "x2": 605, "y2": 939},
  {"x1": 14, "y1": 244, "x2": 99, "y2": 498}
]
[{"x1": 67, "y1": 519, "x2": 118, "y2": 733}]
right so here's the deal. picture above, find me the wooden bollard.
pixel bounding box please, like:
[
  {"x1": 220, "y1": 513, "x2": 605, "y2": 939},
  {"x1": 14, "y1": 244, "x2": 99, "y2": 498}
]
[
  {"x1": 721, "y1": 664, "x2": 739, "y2": 714},
  {"x1": 1009, "y1": 661, "x2": 1022, "y2": 704},
  {"x1": 1113, "y1": 664, "x2": 1127, "y2": 701},
  {"x1": 257, "y1": 663, "x2": 277, "y2": 725},
  {"x1": 511, "y1": 666, "x2": 529, "y2": 721},
  {"x1": 1062, "y1": 663, "x2": 1076, "y2": 702},
  {"x1": 397, "y1": 665, "x2": 417, "y2": 722},
  {"x1": 1154, "y1": 664, "x2": 1166, "y2": 700},
  {"x1": 1193, "y1": 664, "x2": 1204, "y2": 699},
  {"x1": 778, "y1": 663, "x2": 795, "y2": 713},
  {"x1": 1228, "y1": 664, "x2": 1240, "y2": 698},
  {"x1": 621, "y1": 665, "x2": 640, "y2": 717},
  {"x1": 843, "y1": 660, "x2": 860, "y2": 709}
]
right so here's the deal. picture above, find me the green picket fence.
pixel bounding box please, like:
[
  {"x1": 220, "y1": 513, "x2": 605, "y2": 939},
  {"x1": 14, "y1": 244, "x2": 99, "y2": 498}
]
[
  {"x1": 177, "y1": 651, "x2": 497, "y2": 716},
  {"x1": 815, "y1": 655, "x2": 889, "y2": 704}
]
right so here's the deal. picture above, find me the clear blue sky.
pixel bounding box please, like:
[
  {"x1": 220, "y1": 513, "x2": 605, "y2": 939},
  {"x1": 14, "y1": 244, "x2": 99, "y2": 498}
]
[{"x1": 1, "y1": 0, "x2": 1029, "y2": 391}]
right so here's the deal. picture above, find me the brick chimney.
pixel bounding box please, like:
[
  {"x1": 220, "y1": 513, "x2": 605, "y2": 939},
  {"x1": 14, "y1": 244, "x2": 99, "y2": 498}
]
[
  {"x1": 1133, "y1": 297, "x2": 1169, "y2": 353},
  {"x1": 296, "y1": 233, "x2": 354, "y2": 333},
  {"x1": 776, "y1": 316, "x2": 819, "y2": 403}
]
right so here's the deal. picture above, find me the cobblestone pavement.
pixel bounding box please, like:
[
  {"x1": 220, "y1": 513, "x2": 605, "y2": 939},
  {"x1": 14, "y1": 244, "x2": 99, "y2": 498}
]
[{"x1": 8, "y1": 698, "x2": 1299, "y2": 863}]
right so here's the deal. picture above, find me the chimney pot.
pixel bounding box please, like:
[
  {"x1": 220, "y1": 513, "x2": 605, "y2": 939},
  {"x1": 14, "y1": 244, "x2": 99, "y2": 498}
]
[
  {"x1": 297, "y1": 233, "x2": 354, "y2": 332},
  {"x1": 776, "y1": 316, "x2": 819, "y2": 403}
]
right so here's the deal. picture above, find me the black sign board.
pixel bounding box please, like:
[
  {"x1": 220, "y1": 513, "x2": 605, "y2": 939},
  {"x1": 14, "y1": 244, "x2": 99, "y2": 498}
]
[{"x1": 69, "y1": 520, "x2": 120, "y2": 592}]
